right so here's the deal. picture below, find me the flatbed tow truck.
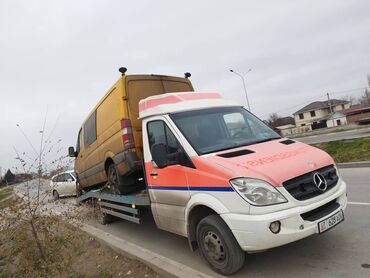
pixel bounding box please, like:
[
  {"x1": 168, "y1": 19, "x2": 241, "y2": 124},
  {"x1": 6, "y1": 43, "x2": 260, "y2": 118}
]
[{"x1": 71, "y1": 91, "x2": 347, "y2": 275}]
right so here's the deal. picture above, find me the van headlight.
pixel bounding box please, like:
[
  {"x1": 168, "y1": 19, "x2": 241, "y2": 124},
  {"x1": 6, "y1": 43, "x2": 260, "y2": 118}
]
[{"x1": 230, "y1": 178, "x2": 287, "y2": 206}]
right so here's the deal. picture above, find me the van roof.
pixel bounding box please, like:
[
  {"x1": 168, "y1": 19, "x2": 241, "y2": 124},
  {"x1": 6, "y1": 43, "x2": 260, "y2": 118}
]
[
  {"x1": 80, "y1": 74, "x2": 192, "y2": 126},
  {"x1": 139, "y1": 92, "x2": 241, "y2": 119}
]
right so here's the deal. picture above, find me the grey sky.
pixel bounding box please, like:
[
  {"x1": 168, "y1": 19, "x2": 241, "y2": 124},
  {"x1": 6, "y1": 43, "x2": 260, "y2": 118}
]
[{"x1": 1, "y1": 0, "x2": 369, "y2": 171}]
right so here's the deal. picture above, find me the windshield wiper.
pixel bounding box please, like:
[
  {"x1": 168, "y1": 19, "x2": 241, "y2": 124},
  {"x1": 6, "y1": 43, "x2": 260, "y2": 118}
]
[{"x1": 252, "y1": 137, "x2": 281, "y2": 145}]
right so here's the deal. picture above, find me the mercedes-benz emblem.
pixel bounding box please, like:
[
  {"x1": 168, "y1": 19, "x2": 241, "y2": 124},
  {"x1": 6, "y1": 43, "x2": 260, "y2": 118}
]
[{"x1": 313, "y1": 172, "x2": 328, "y2": 191}]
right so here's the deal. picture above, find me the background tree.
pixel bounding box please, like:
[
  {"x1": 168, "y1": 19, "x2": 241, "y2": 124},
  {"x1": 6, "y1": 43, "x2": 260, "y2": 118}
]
[
  {"x1": 340, "y1": 95, "x2": 356, "y2": 104},
  {"x1": 4, "y1": 169, "x2": 15, "y2": 185},
  {"x1": 267, "y1": 113, "x2": 280, "y2": 128},
  {"x1": 364, "y1": 73, "x2": 370, "y2": 104}
]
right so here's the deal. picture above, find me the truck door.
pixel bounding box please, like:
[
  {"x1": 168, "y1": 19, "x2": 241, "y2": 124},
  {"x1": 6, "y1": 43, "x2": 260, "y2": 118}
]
[{"x1": 144, "y1": 118, "x2": 191, "y2": 236}]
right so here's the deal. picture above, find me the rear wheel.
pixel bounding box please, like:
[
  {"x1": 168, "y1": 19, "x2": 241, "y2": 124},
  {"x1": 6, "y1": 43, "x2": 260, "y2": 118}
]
[
  {"x1": 107, "y1": 163, "x2": 128, "y2": 194},
  {"x1": 196, "y1": 215, "x2": 245, "y2": 275},
  {"x1": 52, "y1": 190, "x2": 59, "y2": 201},
  {"x1": 99, "y1": 210, "x2": 115, "y2": 225},
  {"x1": 76, "y1": 181, "x2": 83, "y2": 197}
]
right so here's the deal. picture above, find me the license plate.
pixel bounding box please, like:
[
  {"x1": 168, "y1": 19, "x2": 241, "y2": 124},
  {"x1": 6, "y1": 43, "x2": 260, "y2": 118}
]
[{"x1": 318, "y1": 210, "x2": 344, "y2": 234}]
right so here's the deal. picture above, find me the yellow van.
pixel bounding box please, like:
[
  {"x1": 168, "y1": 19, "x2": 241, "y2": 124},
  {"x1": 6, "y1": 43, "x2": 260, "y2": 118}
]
[{"x1": 69, "y1": 68, "x2": 194, "y2": 195}]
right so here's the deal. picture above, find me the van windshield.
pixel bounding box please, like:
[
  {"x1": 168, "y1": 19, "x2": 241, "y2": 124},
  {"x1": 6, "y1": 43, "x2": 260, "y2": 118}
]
[{"x1": 170, "y1": 107, "x2": 280, "y2": 155}]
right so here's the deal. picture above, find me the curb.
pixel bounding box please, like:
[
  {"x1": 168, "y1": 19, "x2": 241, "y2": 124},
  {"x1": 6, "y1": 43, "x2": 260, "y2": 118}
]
[
  {"x1": 337, "y1": 161, "x2": 370, "y2": 168},
  {"x1": 80, "y1": 223, "x2": 213, "y2": 278}
]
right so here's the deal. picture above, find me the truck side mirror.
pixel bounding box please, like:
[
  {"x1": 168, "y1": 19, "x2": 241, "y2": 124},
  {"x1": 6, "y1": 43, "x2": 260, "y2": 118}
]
[
  {"x1": 68, "y1": 146, "x2": 77, "y2": 157},
  {"x1": 151, "y1": 144, "x2": 168, "y2": 168}
]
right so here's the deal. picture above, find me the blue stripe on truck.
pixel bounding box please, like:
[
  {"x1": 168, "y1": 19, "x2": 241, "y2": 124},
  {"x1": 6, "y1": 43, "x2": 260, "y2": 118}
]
[{"x1": 148, "y1": 186, "x2": 234, "y2": 192}]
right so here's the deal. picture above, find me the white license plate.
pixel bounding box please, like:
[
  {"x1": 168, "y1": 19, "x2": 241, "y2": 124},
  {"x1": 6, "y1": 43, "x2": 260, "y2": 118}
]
[{"x1": 318, "y1": 210, "x2": 344, "y2": 233}]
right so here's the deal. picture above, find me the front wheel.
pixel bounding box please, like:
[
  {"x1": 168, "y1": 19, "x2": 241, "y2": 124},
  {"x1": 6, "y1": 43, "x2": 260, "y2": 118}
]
[{"x1": 196, "y1": 215, "x2": 245, "y2": 275}]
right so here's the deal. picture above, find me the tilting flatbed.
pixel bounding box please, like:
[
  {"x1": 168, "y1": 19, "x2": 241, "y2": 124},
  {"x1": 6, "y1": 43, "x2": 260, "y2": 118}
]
[{"x1": 77, "y1": 189, "x2": 150, "y2": 224}]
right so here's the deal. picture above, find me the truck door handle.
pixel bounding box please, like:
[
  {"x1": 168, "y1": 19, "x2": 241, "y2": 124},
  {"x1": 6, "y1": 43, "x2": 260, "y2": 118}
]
[{"x1": 150, "y1": 172, "x2": 158, "y2": 177}]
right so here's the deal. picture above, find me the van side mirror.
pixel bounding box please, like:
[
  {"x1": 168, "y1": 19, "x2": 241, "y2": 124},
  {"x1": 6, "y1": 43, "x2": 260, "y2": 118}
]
[
  {"x1": 68, "y1": 146, "x2": 77, "y2": 157},
  {"x1": 151, "y1": 143, "x2": 184, "y2": 169}
]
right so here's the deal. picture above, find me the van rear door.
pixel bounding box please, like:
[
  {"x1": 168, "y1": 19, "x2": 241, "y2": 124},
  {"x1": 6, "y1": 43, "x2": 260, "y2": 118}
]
[{"x1": 125, "y1": 75, "x2": 193, "y2": 157}]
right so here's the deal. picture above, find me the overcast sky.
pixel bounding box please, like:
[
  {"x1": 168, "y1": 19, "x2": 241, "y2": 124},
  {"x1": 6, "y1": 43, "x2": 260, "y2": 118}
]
[{"x1": 1, "y1": 0, "x2": 369, "y2": 172}]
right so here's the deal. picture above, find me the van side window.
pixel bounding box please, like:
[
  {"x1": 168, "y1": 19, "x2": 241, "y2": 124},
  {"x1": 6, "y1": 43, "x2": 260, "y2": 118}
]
[
  {"x1": 147, "y1": 121, "x2": 180, "y2": 154},
  {"x1": 84, "y1": 111, "x2": 97, "y2": 146},
  {"x1": 147, "y1": 120, "x2": 194, "y2": 168}
]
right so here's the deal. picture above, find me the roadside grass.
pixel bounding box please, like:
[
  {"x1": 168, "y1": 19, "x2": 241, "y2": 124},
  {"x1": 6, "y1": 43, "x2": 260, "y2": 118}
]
[
  {"x1": 313, "y1": 137, "x2": 370, "y2": 163},
  {"x1": 0, "y1": 186, "x2": 13, "y2": 201},
  {"x1": 0, "y1": 186, "x2": 14, "y2": 209},
  {"x1": 0, "y1": 195, "x2": 161, "y2": 278}
]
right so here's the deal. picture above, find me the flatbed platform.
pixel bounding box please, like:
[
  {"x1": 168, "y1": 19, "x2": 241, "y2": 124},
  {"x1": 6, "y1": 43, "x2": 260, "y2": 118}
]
[
  {"x1": 77, "y1": 189, "x2": 151, "y2": 224},
  {"x1": 76, "y1": 190, "x2": 150, "y2": 206}
]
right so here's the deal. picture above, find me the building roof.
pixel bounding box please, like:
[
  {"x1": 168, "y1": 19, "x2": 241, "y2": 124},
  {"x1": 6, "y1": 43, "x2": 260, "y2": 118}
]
[
  {"x1": 273, "y1": 116, "x2": 295, "y2": 127},
  {"x1": 340, "y1": 103, "x2": 370, "y2": 116},
  {"x1": 293, "y1": 99, "x2": 349, "y2": 115},
  {"x1": 139, "y1": 92, "x2": 241, "y2": 119}
]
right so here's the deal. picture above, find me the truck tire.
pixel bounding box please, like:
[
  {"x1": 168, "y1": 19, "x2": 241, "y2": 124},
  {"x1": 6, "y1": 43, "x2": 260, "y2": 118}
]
[
  {"x1": 107, "y1": 163, "x2": 129, "y2": 194},
  {"x1": 196, "y1": 215, "x2": 245, "y2": 275}
]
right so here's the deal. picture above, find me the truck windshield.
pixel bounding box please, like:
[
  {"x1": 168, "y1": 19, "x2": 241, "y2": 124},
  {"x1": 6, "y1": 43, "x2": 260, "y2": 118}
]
[{"x1": 170, "y1": 107, "x2": 281, "y2": 155}]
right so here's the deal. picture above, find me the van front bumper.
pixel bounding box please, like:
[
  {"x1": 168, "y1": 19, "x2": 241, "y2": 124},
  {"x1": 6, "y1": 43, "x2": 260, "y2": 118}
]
[{"x1": 221, "y1": 180, "x2": 347, "y2": 252}]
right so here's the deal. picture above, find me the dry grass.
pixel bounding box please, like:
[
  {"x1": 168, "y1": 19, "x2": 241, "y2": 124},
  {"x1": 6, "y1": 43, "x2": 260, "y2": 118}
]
[{"x1": 0, "y1": 197, "x2": 161, "y2": 278}]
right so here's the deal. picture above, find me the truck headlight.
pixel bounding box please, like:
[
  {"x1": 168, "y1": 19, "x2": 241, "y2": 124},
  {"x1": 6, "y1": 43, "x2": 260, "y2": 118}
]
[{"x1": 230, "y1": 178, "x2": 287, "y2": 206}]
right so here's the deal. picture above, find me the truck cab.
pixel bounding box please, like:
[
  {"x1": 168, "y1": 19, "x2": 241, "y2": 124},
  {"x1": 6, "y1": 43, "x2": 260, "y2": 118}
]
[{"x1": 139, "y1": 91, "x2": 347, "y2": 275}]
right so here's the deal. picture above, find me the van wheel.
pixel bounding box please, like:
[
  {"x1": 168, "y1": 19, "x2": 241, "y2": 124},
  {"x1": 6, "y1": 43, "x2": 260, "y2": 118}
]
[
  {"x1": 196, "y1": 215, "x2": 245, "y2": 275},
  {"x1": 107, "y1": 164, "x2": 128, "y2": 195},
  {"x1": 76, "y1": 181, "x2": 83, "y2": 197}
]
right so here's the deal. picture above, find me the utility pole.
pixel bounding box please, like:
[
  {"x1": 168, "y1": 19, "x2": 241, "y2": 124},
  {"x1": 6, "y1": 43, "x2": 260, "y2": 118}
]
[
  {"x1": 230, "y1": 69, "x2": 252, "y2": 111},
  {"x1": 327, "y1": 93, "x2": 335, "y2": 127}
]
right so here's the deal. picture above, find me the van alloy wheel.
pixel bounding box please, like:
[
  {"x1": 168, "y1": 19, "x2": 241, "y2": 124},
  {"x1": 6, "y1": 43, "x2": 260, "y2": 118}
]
[{"x1": 107, "y1": 164, "x2": 122, "y2": 194}]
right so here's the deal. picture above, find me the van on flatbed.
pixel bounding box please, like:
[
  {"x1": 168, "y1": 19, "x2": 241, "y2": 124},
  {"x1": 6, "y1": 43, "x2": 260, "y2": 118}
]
[
  {"x1": 69, "y1": 70, "x2": 347, "y2": 275},
  {"x1": 69, "y1": 68, "x2": 193, "y2": 195}
]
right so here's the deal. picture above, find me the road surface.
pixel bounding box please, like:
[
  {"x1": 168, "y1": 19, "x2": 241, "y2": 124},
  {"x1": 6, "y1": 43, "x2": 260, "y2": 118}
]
[
  {"x1": 294, "y1": 127, "x2": 370, "y2": 144},
  {"x1": 84, "y1": 168, "x2": 370, "y2": 278}
]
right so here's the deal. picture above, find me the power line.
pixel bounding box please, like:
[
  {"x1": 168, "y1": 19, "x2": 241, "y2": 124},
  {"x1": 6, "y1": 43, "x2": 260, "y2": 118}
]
[
  {"x1": 275, "y1": 93, "x2": 326, "y2": 114},
  {"x1": 274, "y1": 86, "x2": 370, "y2": 115},
  {"x1": 329, "y1": 86, "x2": 370, "y2": 95}
]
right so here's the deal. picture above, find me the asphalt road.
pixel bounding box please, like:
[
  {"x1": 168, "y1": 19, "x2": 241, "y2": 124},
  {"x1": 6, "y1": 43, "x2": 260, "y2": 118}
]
[
  {"x1": 294, "y1": 127, "x2": 370, "y2": 144},
  {"x1": 84, "y1": 168, "x2": 370, "y2": 278}
]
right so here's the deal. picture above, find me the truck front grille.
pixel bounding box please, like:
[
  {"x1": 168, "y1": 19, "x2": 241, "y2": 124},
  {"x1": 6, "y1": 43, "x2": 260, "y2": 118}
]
[{"x1": 283, "y1": 165, "x2": 338, "y2": 201}]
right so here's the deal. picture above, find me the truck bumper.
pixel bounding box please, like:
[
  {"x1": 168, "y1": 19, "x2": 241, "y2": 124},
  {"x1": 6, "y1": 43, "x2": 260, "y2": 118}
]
[{"x1": 221, "y1": 180, "x2": 347, "y2": 252}]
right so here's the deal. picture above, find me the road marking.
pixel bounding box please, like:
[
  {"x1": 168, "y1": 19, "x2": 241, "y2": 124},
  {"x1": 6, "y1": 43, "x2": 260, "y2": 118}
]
[{"x1": 348, "y1": 201, "x2": 370, "y2": 206}]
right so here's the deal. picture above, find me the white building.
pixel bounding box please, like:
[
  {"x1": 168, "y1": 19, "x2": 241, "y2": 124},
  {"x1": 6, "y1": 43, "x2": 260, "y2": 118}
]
[{"x1": 293, "y1": 99, "x2": 350, "y2": 130}]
